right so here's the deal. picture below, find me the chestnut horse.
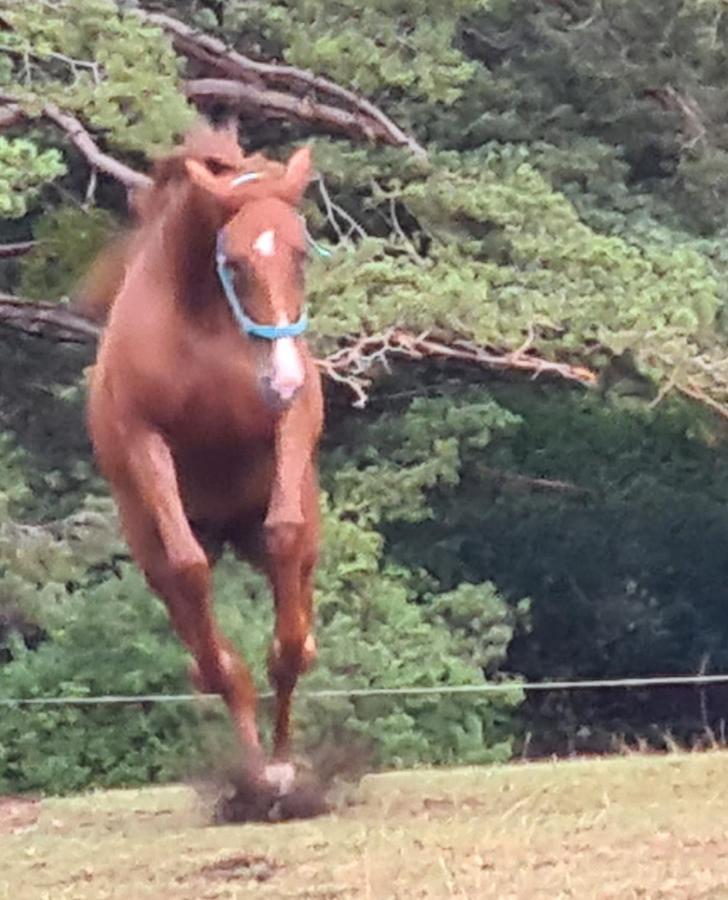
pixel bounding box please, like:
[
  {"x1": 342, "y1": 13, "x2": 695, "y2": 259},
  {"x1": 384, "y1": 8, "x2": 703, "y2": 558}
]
[{"x1": 86, "y1": 125, "x2": 323, "y2": 789}]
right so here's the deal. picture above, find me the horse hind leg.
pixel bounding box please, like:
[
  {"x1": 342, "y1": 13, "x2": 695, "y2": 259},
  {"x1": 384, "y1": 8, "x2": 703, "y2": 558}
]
[{"x1": 112, "y1": 431, "x2": 262, "y2": 758}]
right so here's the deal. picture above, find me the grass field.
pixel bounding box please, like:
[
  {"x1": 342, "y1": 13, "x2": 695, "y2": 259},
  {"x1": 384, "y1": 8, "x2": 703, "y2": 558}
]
[{"x1": 3, "y1": 751, "x2": 728, "y2": 899}]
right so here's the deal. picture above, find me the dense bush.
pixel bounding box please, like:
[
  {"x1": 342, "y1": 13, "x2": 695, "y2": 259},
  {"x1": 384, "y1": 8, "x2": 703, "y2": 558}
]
[{"x1": 0, "y1": 499, "x2": 522, "y2": 793}]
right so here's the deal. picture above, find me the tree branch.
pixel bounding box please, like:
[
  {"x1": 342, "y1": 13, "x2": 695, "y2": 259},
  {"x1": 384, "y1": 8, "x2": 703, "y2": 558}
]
[
  {"x1": 475, "y1": 464, "x2": 593, "y2": 496},
  {"x1": 0, "y1": 95, "x2": 151, "y2": 191},
  {"x1": 0, "y1": 241, "x2": 36, "y2": 259},
  {"x1": 678, "y1": 382, "x2": 728, "y2": 423},
  {"x1": 185, "y1": 78, "x2": 384, "y2": 144},
  {"x1": 135, "y1": 8, "x2": 427, "y2": 159},
  {"x1": 0, "y1": 101, "x2": 24, "y2": 130},
  {"x1": 319, "y1": 328, "x2": 598, "y2": 406},
  {"x1": 645, "y1": 86, "x2": 707, "y2": 149},
  {"x1": 40, "y1": 103, "x2": 151, "y2": 190},
  {"x1": 0, "y1": 295, "x2": 598, "y2": 401},
  {"x1": 0, "y1": 295, "x2": 101, "y2": 343}
]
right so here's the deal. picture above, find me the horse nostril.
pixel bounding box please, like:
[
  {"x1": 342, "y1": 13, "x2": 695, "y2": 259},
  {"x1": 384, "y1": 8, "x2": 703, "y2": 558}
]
[{"x1": 259, "y1": 376, "x2": 298, "y2": 410}]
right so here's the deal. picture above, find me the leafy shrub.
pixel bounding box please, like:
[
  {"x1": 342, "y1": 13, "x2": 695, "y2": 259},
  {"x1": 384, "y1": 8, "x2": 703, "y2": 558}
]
[{"x1": 0, "y1": 495, "x2": 522, "y2": 794}]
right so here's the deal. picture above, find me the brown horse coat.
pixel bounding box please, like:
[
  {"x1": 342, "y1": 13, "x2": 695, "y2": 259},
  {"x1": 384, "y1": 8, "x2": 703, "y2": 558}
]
[{"x1": 86, "y1": 124, "x2": 323, "y2": 770}]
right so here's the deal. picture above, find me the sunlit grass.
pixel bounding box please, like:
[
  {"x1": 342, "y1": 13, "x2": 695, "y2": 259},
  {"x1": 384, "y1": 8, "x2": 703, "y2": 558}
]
[{"x1": 3, "y1": 751, "x2": 728, "y2": 898}]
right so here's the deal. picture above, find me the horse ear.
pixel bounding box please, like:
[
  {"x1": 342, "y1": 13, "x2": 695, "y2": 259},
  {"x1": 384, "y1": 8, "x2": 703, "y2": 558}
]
[
  {"x1": 184, "y1": 158, "x2": 232, "y2": 202},
  {"x1": 186, "y1": 151, "x2": 312, "y2": 208},
  {"x1": 185, "y1": 158, "x2": 273, "y2": 209},
  {"x1": 280, "y1": 147, "x2": 313, "y2": 205}
]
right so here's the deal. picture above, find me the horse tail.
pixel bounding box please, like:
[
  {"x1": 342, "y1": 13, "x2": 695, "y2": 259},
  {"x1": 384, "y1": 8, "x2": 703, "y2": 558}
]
[{"x1": 70, "y1": 231, "x2": 135, "y2": 324}]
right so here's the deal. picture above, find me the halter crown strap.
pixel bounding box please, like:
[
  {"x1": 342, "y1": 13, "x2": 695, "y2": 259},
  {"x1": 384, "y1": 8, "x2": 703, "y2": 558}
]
[{"x1": 215, "y1": 232, "x2": 308, "y2": 341}]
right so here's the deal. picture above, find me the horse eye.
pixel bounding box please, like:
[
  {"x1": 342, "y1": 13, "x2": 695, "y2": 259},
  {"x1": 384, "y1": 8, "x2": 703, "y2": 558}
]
[
  {"x1": 204, "y1": 157, "x2": 234, "y2": 176},
  {"x1": 231, "y1": 259, "x2": 251, "y2": 293}
]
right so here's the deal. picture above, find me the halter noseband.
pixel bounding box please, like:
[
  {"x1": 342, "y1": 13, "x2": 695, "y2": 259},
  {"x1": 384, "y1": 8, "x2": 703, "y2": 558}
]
[{"x1": 215, "y1": 231, "x2": 308, "y2": 341}]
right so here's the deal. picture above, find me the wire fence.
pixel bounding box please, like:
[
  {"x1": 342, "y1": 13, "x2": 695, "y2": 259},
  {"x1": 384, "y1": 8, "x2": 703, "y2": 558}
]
[{"x1": 2, "y1": 672, "x2": 728, "y2": 707}]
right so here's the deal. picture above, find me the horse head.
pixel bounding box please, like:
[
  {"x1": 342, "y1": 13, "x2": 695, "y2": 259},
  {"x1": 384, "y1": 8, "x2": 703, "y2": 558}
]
[{"x1": 185, "y1": 146, "x2": 315, "y2": 408}]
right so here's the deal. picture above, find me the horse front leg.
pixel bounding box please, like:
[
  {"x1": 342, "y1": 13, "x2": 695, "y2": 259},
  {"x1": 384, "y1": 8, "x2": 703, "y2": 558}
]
[
  {"x1": 264, "y1": 394, "x2": 322, "y2": 764},
  {"x1": 265, "y1": 540, "x2": 318, "y2": 762},
  {"x1": 113, "y1": 430, "x2": 263, "y2": 763}
]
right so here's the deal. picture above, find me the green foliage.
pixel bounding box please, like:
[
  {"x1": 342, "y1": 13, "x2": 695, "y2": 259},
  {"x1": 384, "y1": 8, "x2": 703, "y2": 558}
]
[
  {"x1": 0, "y1": 432, "x2": 31, "y2": 519},
  {"x1": 337, "y1": 380, "x2": 728, "y2": 751},
  {"x1": 0, "y1": 335, "x2": 98, "y2": 520},
  {"x1": 0, "y1": 567, "x2": 200, "y2": 794},
  {"x1": 0, "y1": 136, "x2": 65, "y2": 218},
  {"x1": 453, "y1": 0, "x2": 728, "y2": 233},
  {"x1": 430, "y1": 582, "x2": 531, "y2": 674},
  {"x1": 20, "y1": 206, "x2": 117, "y2": 300},
  {"x1": 225, "y1": 0, "x2": 487, "y2": 104},
  {"x1": 0, "y1": 487, "x2": 522, "y2": 793},
  {"x1": 325, "y1": 392, "x2": 521, "y2": 525},
  {"x1": 304, "y1": 497, "x2": 523, "y2": 767},
  {"x1": 2, "y1": 0, "x2": 193, "y2": 155},
  {"x1": 0, "y1": 432, "x2": 122, "y2": 668},
  {"x1": 306, "y1": 142, "x2": 726, "y2": 405}
]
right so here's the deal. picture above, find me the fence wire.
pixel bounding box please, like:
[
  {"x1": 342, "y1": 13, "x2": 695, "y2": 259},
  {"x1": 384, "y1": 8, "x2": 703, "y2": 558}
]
[{"x1": 2, "y1": 672, "x2": 728, "y2": 707}]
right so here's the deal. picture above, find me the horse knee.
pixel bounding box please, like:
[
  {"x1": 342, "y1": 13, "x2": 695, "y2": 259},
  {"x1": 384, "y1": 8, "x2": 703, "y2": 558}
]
[
  {"x1": 268, "y1": 632, "x2": 317, "y2": 687},
  {"x1": 189, "y1": 648, "x2": 236, "y2": 695},
  {"x1": 142, "y1": 543, "x2": 210, "y2": 603},
  {"x1": 265, "y1": 520, "x2": 304, "y2": 559},
  {"x1": 172, "y1": 557, "x2": 211, "y2": 600}
]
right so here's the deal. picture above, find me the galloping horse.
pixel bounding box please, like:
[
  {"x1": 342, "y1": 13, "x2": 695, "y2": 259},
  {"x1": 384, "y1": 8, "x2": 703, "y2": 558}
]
[{"x1": 85, "y1": 124, "x2": 323, "y2": 791}]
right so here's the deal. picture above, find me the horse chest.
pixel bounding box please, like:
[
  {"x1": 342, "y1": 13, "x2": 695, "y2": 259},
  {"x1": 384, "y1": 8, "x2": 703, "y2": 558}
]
[
  {"x1": 173, "y1": 439, "x2": 276, "y2": 524},
  {"x1": 158, "y1": 338, "x2": 277, "y2": 445}
]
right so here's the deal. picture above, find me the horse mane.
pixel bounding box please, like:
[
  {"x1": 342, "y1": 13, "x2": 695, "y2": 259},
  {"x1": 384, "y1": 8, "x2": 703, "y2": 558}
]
[
  {"x1": 73, "y1": 121, "x2": 271, "y2": 323},
  {"x1": 132, "y1": 122, "x2": 248, "y2": 222}
]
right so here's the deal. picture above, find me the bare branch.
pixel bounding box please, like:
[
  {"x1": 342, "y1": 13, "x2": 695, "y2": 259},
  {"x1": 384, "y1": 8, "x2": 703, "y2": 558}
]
[
  {"x1": 0, "y1": 295, "x2": 598, "y2": 404},
  {"x1": 0, "y1": 102, "x2": 24, "y2": 130},
  {"x1": 0, "y1": 294, "x2": 101, "y2": 343},
  {"x1": 315, "y1": 175, "x2": 367, "y2": 240},
  {"x1": 0, "y1": 95, "x2": 150, "y2": 191},
  {"x1": 678, "y1": 382, "x2": 728, "y2": 422},
  {"x1": 645, "y1": 86, "x2": 707, "y2": 149},
  {"x1": 316, "y1": 176, "x2": 346, "y2": 242},
  {"x1": 1, "y1": 44, "x2": 102, "y2": 86},
  {"x1": 185, "y1": 78, "x2": 382, "y2": 143},
  {"x1": 319, "y1": 328, "x2": 599, "y2": 405},
  {"x1": 475, "y1": 464, "x2": 593, "y2": 496},
  {"x1": 0, "y1": 241, "x2": 36, "y2": 259},
  {"x1": 387, "y1": 195, "x2": 423, "y2": 263},
  {"x1": 40, "y1": 103, "x2": 151, "y2": 190},
  {"x1": 136, "y1": 8, "x2": 426, "y2": 159}
]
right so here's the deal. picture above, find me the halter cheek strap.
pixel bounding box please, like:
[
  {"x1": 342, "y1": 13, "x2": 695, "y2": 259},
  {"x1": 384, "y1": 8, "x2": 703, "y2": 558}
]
[{"x1": 215, "y1": 232, "x2": 308, "y2": 341}]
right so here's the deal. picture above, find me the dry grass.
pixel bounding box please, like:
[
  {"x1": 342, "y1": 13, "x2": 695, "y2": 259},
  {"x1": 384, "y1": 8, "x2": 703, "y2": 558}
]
[{"x1": 4, "y1": 751, "x2": 728, "y2": 899}]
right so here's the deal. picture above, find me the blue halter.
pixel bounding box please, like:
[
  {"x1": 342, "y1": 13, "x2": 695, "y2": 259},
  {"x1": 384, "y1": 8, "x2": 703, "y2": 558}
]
[{"x1": 215, "y1": 231, "x2": 309, "y2": 341}]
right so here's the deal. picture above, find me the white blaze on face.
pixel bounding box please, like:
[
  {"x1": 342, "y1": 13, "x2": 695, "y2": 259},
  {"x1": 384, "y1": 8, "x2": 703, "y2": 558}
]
[
  {"x1": 271, "y1": 317, "x2": 305, "y2": 401},
  {"x1": 253, "y1": 228, "x2": 276, "y2": 257},
  {"x1": 251, "y1": 228, "x2": 304, "y2": 401}
]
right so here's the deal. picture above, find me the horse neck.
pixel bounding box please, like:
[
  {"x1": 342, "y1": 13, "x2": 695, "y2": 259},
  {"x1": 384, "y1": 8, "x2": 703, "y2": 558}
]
[{"x1": 154, "y1": 185, "x2": 222, "y2": 317}]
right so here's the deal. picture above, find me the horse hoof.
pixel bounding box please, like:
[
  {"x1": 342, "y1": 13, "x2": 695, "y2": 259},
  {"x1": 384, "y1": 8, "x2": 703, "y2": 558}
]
[
  {"x1": 264, "y1": 761, "x2": 296, "y2": 797},
  {"x1": 209, "y1": 758, "x2": 331, "y2": 823}
]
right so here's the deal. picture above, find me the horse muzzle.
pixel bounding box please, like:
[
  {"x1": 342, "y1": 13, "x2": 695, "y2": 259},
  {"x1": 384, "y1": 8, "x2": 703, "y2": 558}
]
[
  {"x1": 260, "y1": 336, "x2": 305, "y2": 410},
  {"x1": 259, "y1": 375, "x2": 302, "y2": 411}
]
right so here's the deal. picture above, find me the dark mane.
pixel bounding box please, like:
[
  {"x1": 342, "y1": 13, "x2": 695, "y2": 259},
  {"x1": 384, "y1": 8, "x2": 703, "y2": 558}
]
[
  {"x1": 133, "y1": 122, "x2": 247, "y2": 221},
  {"x1": 73, "y1": 122, "x2": 254, "y2": 322}
]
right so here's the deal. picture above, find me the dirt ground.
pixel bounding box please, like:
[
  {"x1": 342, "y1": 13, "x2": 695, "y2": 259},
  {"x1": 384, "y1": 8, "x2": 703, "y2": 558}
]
[{"x1": 3, "y1": 751, "x2": 728, "y2": 899}]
